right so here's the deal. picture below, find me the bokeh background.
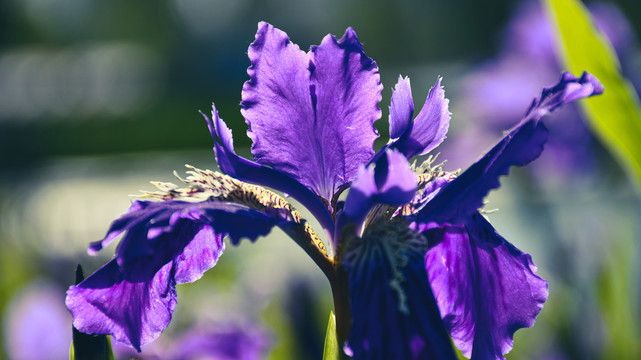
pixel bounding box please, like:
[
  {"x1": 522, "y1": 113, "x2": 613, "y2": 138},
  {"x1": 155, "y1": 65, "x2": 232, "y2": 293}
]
[{"x1": 1, "y1": 0, "x2": 640, "y2": 359}]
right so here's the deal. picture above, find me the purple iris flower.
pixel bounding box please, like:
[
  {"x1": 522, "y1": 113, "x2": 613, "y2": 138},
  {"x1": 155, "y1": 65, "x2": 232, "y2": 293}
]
[{"x1": 66, "y1": 22, "x2": 603, "y2": 359}]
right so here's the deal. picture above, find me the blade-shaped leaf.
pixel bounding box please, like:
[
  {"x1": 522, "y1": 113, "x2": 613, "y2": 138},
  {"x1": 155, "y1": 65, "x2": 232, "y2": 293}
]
[
  {"x1": 323, "y1": 311, "x2": 339, "y2": 360},
  {"x1": 544, "y1": 0, "x2": 641, "y2": 194}
]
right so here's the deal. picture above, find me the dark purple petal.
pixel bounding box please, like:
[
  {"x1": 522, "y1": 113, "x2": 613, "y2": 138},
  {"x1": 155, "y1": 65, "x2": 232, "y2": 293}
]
[
  {"x1": 106, "y1": 200, "x2": 290, "y2": 281},
  {"x1": 416, "y1": 72, "x2": 603, "y2": 224},
  {"x1": 423, "y1": 213, "x2": 548, "y2": 359},
  {"x1": 241, "y1": 22, "x2": 381, "y2": 201},
  {"x1": 343, "y1": 221, "x2": 457, "y2": 360},
  {"x1": 343, "y1": 149, "x2": 417, "y2": 221},
  {"x1": 88, "y1": 200, "x2": 147, "y2": 255},
  {"x1": 205, "y1": 105, "x2": 335, "y2": 237},
  {"x1": 391, "y1": 77, "x2": 450, "y2": 158},
  {"x1": 389, "y1": 76, "x2": 414, "y2": 139},
  {"x1": 66, "y1": 260, "x2": 177, "y2": 351}
]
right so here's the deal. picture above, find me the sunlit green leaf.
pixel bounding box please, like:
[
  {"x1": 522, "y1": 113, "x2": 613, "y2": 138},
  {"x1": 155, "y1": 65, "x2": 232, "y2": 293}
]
[
  {"x1": 323, "y1": 311, "x2": 339, "y2": 360},
  {"x1": 544, "y1": 0, "x2": 641, "y2": 194},
  {"x1": 597, "y1": 242, "x2": 641, "y2": 359}
]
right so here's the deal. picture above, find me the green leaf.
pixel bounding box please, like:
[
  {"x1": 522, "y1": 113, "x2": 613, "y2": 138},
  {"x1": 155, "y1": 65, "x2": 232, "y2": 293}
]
[
  {"x1": 544, "y1": 0, "x2": 641, "y2": 194},
  {"x1": 323, "y1": 311, "x2": 339, "y2": 360},
  {"x1": 597, "y1": 241, "x2": 641, "y2": 359}
]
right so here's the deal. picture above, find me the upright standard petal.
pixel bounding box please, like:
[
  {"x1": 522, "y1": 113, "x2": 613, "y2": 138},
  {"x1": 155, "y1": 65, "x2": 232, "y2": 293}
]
[
  {"x1": 391, "y1": 77, "x2": 450, "y2": 159},
  {"x1": 423, "y1": 213, "x2": 548, "y2": 359},
  {"x1": 416, "y1": 72, "x2": 603, "y2": 224},
  {"x1": 241, "y1": 22, "x2": 382, "y2": 201},
  {"x1": 389, "y1": 76, "x2": 414, "y2": 140},
  {"x1": 343, "y1": 221, "x2": 457, "y2": 360}
]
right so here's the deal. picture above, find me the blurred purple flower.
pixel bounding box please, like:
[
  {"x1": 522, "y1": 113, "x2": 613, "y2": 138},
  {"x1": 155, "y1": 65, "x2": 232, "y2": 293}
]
[
  {"x1": 66, "y1": 22, "x2": 602, "y2": 359},
  {"x1": 168, "y1": 324, "x2": 270, "y2": 360},
  {"x1": 445, "y1": 0, "x2": 638, "y2": 178},
  {"x1": 110, "y1": 323, "x2": 270, "y2": 360},
  {"x1": 3, "y1": 281, "x2": 71, "y2": 360}
]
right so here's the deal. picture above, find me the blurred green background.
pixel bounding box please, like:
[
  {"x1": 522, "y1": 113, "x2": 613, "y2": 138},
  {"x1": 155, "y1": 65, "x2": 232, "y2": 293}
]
[{"x1": 1, "y1": 0, "x2": 640, "y2": 359}]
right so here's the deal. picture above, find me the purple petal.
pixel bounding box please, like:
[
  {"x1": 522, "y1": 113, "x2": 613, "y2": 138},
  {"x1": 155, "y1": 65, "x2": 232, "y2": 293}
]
[
  {"x1": 343, "y1": 221, "x2": 457, "y2": 360},
  {"x1": 66, "y1": 260, "x2": 177, "y2": 351},
  {"x1": 107, "y1": 200, "x2": 290, "y2": 281},
  {"x1": 389, "y1": 76, "x2": 414, "y2": 139},
  {"x1": 343, "y1": 149, "x2": 417, "y2": 221},
  {"x1": 205, "y1": 105, "x2": 335, "y2": 237},
  {"x1": 88, "y1": 200, "x2": 147, "y2": 255},
  {"x1": 241, "y1": 22, "x2": 381, "y2": 201},
  {"x1": 423, "y1": 213, "x2": 548, "y2": 359},
  {"x1": 173, "y1": 226, "x2": 224, "y2": 284},
  {"x1": 68, "y1": 198, "x2": 291, "y2": 351},
  {"x1": 416, "y1": 72, "x2": 603, "y2": 224},
  {"x1": 392, "y1": 77, "x2": 450, "y2": 158}
]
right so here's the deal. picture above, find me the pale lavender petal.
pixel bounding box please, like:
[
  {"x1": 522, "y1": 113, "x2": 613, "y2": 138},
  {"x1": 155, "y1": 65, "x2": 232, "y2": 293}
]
[
  {"x1": 423, "y1": 213, "x2": 548, "y2": 359},
  {"x1": 343, "y1": 149, "x2": 417, "y2": 221},
  {"x1": 204, "y1": 105, "x2": 335, "y2": 235},
  {"x1": 389, "y1": 76, "x2": 414, "y2": 139},
  {"x1": 4, "y1": 282, "x2": 71, "y2": 360},
  {"x1": 416, "y1": 72, "x2": 603, "y2": 224},
  {"x1": 241, "y1": 22, "x2": 381, "y2": 201},
  {"x1": 66, "y1": 260, "x2": 177, "y2": 351},
  {"x1": 392, "y1": 77, "x2": 450, "y2": 158}
]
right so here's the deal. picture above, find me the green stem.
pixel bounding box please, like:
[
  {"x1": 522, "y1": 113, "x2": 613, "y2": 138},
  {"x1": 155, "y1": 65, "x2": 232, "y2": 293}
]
[{"x1": 329, "y1": 266, "x2": 351, "y2": 360}]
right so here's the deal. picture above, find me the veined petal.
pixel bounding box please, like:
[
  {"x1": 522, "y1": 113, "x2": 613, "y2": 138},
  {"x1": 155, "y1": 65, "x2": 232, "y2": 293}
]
[
  {"x1": 416, "y1": 72, "x2": 603, "y2": 224},
  {"x1": 241, "y1": 22, "x2": 381, "y2": 201},
  {"x1": 66, "y1": 260, "x2": 177, "y2": 352},
  {"x1": 343, "y1": 221, "x2": 457, "y2": 360},
  {"x1": 389, "y1": 76, "x2": 415, "y2": 140},
  {"x1": 68, "y1": 197, "x2": 297, "y2": 350},
  {"x1": 423, "y1": 213, "x2": 548, "y2": 359},
  {"x1": 343, "y1": 149, "x2": 417, "y2": 222},
  {"x1": 391, "y1": 77, "x2": 450, "y2": 158},
  {"x1": 205, "y1": 105, "x2": 335, "y2": 237},
  {"x1": 107, "y1": 200, "x2": 293, "y2": 281}
]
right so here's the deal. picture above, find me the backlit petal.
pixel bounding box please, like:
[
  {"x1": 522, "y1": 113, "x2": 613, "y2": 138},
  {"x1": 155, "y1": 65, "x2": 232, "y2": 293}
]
[
  {"x1": 241, "y1": 22, "x2": 381, "y2": 201},
  {"x1": 423, "y1": 213, "x2": 548, "y2": 359},
  {"x1": 392, "y1": 77, "x2": 450, "y2": 158}
]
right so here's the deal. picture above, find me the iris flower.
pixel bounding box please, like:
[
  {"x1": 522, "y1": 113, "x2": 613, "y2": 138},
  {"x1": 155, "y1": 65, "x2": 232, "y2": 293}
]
[{"x1": 66, "y1": 22, "x2": 603, "y2": 359}]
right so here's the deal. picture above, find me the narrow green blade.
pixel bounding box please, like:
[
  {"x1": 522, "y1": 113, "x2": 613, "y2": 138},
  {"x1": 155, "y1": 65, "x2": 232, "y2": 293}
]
[
  {"x1": 323, "y1": 311, "x2": 339, "y2": 360},
  {"x1": 544, "y1": 0, "x2": 641, "y2": 194}
]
